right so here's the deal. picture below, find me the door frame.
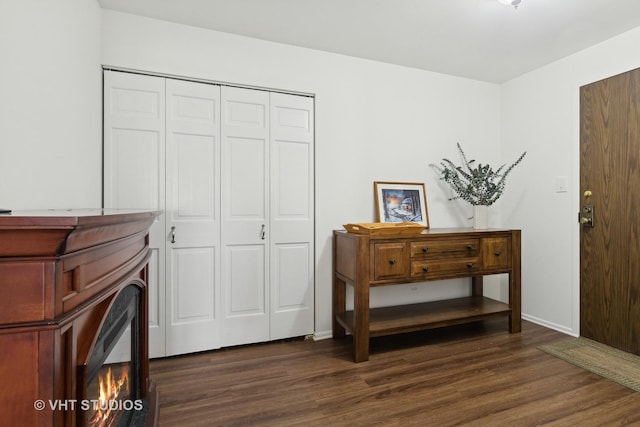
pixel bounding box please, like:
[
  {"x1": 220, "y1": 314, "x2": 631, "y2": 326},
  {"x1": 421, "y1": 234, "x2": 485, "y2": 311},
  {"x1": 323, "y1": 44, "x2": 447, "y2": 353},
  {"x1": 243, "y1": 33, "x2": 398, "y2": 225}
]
[{"x1": 571, "y1": 82, "x2": 581, "y2": 337}]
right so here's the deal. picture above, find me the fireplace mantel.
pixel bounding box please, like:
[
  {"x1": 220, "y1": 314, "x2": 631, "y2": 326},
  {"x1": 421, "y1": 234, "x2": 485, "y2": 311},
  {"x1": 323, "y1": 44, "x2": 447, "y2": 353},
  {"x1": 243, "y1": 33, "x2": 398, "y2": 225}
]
[{"x1": 0, "y1": 209, "x2": 160, "y2": 426}]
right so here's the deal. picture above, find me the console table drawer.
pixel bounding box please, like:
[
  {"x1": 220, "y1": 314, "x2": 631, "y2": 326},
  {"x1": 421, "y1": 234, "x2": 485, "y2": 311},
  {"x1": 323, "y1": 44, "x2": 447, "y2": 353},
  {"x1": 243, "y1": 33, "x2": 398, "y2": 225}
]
[
  {"x1": 411, "y1": 239, "x2": 479, "y2": 258},
  {"x1": 373, "y1": 242, "x2": 409, "y2": 280},
  {"x1": 411, "y1": 258, "x2": 480, "y2": 277},
  {"x1": 481, "y1": 237, "x2": 511, "y2": 269}
]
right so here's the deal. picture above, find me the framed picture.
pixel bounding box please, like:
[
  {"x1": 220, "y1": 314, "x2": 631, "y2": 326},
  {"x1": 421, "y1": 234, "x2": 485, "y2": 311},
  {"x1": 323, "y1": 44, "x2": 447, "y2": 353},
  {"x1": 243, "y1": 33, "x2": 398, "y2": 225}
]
[{"x1": 374, "y1": 181, "x2": 429, "y2": 227}]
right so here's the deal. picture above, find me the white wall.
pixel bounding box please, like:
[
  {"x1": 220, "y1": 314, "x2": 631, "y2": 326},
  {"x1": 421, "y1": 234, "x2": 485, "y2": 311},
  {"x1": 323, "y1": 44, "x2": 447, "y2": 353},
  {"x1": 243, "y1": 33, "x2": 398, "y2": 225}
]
[
  {"x1": 101, "y1": 11, "x2": 503, "y2": 337},
  {"x1": 501, "y1": 26, "x2": 640, "y2": 335},
  {"x1": 0, "y1": 0, "x2": 102, "y2": 209}
]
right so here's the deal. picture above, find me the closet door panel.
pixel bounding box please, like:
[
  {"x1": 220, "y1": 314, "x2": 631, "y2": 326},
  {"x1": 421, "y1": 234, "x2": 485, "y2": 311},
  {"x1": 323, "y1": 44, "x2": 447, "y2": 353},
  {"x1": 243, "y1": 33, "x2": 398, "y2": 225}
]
[
  {"x1": 167, "y1": 247, "x2": 216, "y2": 354},
  {"x1": 106, "y1": 129, "x2": 160, "y2": 210},
  {"x1": 221, "y1": 87, "x2": 270, "y2": 346},
  {"x1": 269, "y1": 93, "x2": 314, "y2": 340},
  {"x1": 222, "y1": 245, "x2": 268, "y2": 345},
  {"x1": 227, "y1": 247, "x2": 266, "y2": 313},
  {"x1": 165, "y1": 79, "x2": 221, "y2": 356},
  {"x1": 103, "y1": 70, "x2": 166, "y2": 359},
  {"x1": 272, "y1": 242, "x2": 311, "y2": 306},
  {"x1": 228, "y1": 136, "x2": 266, "y2": 219},
  {"x1": 272, "y1": 139, "x2": 311, "y2": 233},
  {"x1": 173, "y1": 134, "x2": 215, "y2": 216}
]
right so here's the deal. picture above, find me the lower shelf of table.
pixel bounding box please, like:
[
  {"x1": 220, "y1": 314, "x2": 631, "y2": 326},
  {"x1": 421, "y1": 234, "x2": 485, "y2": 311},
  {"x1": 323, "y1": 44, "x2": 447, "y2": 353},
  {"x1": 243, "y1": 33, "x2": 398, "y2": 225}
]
[{"x1": 336, "y1": 296, "x2": 512, "y2": 337}]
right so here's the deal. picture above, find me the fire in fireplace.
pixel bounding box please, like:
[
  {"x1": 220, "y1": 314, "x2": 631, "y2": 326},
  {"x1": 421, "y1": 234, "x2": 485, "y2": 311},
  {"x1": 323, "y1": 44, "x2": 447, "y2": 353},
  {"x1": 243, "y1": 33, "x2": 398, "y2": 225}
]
[{"x1": 87, "y1": 363, "x2": 133, "y2": 426}]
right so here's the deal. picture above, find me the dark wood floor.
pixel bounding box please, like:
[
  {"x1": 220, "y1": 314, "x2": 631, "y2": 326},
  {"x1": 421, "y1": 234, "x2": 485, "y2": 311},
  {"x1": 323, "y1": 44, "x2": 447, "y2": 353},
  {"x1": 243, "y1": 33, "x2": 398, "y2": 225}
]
[{"x1": 150, "y1": 320, "x2": 640, "y2": 426}]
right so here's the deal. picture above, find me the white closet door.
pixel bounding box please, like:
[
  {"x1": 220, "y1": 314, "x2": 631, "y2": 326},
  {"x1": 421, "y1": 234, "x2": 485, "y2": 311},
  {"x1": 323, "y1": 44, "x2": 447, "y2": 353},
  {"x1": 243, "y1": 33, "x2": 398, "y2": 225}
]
[
  {"x1": 220, "y1": 86, "x2": 270, "y2": 346},
  {"x1": 165, "y1": 79, "x2": 221, "y2": 356},
  {"x1": 269, "y1": 93, "x2": 314, "y2": 339},
  {"x1": 103, "y1": 70, "x2": 166, "y2": 358}
]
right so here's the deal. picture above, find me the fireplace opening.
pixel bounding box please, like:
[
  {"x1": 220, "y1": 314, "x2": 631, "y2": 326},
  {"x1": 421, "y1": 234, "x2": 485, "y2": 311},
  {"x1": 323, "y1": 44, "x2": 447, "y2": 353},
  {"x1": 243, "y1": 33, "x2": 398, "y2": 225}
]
[{"x1": 80, "y1": 284, "x2": 147, "y2": 427}]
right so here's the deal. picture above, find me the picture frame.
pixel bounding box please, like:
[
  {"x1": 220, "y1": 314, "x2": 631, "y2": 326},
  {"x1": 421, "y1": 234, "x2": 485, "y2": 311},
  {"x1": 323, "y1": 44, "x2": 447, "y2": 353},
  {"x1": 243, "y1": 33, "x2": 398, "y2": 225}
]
[{"x1": 374, "y1": 181, "x2": 429, "y2": 227}]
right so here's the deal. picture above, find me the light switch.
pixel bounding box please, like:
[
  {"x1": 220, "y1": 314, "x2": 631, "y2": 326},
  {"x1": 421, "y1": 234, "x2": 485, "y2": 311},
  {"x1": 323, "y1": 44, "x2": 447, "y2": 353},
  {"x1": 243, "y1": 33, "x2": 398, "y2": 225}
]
[{"x1": 556, "y1": 176, "x2": 569, "y2": 193}]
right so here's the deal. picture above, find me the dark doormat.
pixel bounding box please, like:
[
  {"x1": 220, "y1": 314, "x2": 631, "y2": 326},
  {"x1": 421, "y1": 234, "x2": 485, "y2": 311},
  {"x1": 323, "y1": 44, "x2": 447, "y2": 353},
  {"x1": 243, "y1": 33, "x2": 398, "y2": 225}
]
[{"x1": 539, "y1": 337, "x2": 640, "y2": 392}]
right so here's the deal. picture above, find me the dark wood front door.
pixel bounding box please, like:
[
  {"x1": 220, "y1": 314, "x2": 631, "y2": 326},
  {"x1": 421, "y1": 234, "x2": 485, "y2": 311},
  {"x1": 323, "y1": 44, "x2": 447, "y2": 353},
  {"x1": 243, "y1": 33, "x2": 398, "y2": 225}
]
[{"x1": 580, "y1": 67, "x2": 640, "y2": 354}]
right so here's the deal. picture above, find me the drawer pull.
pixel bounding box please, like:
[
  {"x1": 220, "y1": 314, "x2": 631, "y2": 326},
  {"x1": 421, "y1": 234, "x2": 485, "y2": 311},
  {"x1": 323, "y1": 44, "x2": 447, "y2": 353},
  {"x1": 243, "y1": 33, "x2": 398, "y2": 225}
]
[
  {"x1": 389, "y1": 259, "x2": 396, "y2": 265},
  {"x1": 467, "y1": 244, "x2": 474, "y2": 250},
  {"x1": 422, "y1": 247, "x2": 429, "y2": 253},
  {"x1": 422, "y1": 266, "x2": 430, "y2": 272},
  {"x1": 467, "y1": 262, "x2": 474, "y2": 268},
  {"x1": 494, "y1": 251, "x2": 501, "y2": 256}
]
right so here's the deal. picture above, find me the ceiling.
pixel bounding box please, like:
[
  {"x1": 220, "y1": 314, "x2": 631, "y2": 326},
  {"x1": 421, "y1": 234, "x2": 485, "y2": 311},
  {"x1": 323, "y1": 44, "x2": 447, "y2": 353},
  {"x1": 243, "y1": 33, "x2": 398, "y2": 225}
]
[{"x1": 97, "y1": 0, "x2": 640, "y2": 83}]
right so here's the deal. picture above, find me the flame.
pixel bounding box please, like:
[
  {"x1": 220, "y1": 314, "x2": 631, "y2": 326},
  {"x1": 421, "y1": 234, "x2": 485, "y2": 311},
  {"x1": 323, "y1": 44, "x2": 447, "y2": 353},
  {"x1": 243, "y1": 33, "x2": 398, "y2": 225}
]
[{"x1": 88, "y1": 365, "x2": 129, "y2": 427}]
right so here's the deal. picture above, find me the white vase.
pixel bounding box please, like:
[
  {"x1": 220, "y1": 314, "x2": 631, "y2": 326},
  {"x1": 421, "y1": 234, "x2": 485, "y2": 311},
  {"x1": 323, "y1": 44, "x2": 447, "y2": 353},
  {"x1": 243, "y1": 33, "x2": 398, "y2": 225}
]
[{"x1": 473, "y1": 205, "x2": 488, "y2": 230}]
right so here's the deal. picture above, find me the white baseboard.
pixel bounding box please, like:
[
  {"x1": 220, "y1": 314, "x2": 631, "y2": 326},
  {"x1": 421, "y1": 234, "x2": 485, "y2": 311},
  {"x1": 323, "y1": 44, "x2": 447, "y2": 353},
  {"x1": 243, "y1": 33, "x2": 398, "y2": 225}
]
[
  {"x1": 522, "y1": 313, "x2": 578, "y2": 337},
  {"x1": 312, "y1": 330, "x2": 333, "y2": 341}
]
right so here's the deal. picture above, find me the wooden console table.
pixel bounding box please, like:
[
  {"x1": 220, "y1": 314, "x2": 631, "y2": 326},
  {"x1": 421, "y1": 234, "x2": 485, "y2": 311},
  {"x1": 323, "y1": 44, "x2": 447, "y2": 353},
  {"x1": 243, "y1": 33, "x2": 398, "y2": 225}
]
[{"x1": 332, "y1": 228, "x2": 521, "y2": 362}]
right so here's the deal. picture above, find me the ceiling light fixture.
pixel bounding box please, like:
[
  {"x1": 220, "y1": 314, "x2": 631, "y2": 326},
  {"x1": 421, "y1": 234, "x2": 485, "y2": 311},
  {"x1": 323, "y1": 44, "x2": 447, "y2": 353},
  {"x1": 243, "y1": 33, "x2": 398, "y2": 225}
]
[{"x1": 498, "y1": 0, "x2": 522, "y2": 9}]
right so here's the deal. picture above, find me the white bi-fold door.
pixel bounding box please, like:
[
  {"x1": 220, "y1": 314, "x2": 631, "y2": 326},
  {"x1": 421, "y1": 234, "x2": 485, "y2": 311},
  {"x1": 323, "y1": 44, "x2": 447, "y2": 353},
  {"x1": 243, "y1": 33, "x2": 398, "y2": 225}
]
[
  {"x1": 220, "y1": 87, "x2": 270, "y2": 346},
  {"x1": 164, "y1": 79, "x2": 221, "y2": 356},
  {"x1": 104, "y1": 71, "x2": 314, "y2": 356},
  {"x1": 268, "y1": 92, "x2": 315, "y2": 341},
  {"x1": 104, "y1": 71, "x2": 220, "y2": 357},
  {"x1": 103, "y1": 71, "x2": 167, "y2": 358},
  {"x1": 220, "y1": 87, "x2": 315, "y2": 346}
]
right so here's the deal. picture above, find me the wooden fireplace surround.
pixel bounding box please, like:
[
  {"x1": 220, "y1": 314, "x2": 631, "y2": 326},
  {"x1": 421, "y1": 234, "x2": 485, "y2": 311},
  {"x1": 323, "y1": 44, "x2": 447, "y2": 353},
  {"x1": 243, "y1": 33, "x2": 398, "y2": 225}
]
[{"x1": 0, "y1": 209, "x2": 160, "y2": 426}]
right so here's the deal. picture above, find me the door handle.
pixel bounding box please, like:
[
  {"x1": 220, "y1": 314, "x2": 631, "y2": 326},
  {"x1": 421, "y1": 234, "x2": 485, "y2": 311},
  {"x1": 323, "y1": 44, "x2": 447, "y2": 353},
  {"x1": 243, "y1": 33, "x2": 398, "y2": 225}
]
[
  {"x1": 260, "y1": 224, "x2": 266, "y2": 240},
  {"x1": 170, "y1": 226, "x2": 176, "y2": 243},
  {"x1": 578, "y1": 205, "x2": 594, "y2": 227}
]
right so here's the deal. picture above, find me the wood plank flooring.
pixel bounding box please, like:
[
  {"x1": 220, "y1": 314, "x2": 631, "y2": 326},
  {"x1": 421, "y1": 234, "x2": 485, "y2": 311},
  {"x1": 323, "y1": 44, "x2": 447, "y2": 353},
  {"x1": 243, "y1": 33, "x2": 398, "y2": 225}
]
[{"x1": 150, "y1": 320, "x2": 640, "y2": 426}]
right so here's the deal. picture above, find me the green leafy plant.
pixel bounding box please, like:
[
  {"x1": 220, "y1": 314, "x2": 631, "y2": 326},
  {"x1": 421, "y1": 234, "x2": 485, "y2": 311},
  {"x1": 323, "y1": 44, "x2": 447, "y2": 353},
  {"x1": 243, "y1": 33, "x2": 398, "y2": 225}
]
[{"x1": 430, "y1": 143, "x2": 526, "y2": 206}]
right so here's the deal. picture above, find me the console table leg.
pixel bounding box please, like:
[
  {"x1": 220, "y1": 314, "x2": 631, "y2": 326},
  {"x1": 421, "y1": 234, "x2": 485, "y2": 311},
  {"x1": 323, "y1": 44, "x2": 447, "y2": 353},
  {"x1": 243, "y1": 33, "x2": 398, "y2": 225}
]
[
  {"x1": 509, "y1": 271, "x2": 522, "y2": 333},
  {"x1": 332, "y1": 276, "x2": 346, "y2": 339},
  {"x1": 509, "y1": 230, "x2": 522, "y2": 333},
  {"x1": 353, "y1": 277, "x2": 370, "y2": 362},
  {"x1": 353, "y1": 333, "x2": 370, "y2": 362},
  {"x1": 472, "y1": 276, "x2": 484, "y2": 296}
]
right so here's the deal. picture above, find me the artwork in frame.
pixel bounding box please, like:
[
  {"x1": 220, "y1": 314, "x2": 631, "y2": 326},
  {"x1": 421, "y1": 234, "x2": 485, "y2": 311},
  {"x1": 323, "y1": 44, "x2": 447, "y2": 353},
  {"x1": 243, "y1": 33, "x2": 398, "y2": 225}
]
[{"x1": 374, "y1": 181, "x2": 429, "y2": 228}]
